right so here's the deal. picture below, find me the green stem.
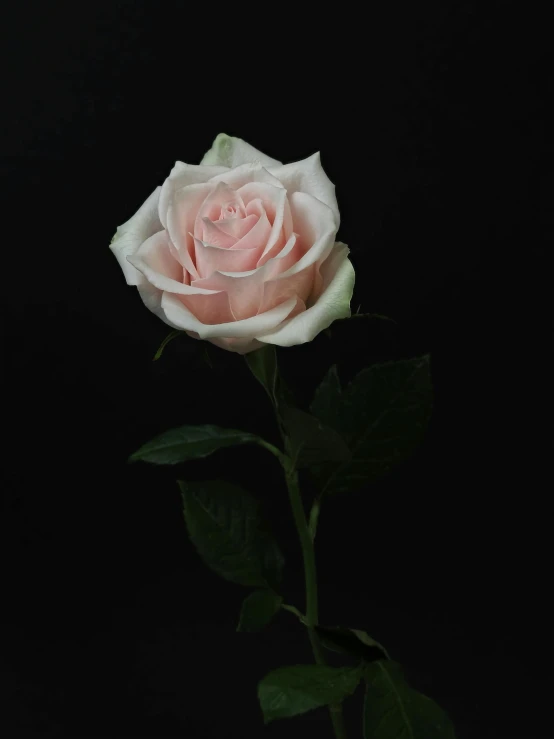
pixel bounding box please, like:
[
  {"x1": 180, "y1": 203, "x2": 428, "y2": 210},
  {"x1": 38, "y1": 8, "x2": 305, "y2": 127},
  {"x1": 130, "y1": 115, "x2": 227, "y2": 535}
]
[
  {"x1": 244, "y1": 351, "x2": 347, "y2": 738},
  {"x1": 284, "y1": 462, "x2": 318, "y2": 624},
  {"x1": 283, "y1": 459, "x2": 347, "y2": 739}
]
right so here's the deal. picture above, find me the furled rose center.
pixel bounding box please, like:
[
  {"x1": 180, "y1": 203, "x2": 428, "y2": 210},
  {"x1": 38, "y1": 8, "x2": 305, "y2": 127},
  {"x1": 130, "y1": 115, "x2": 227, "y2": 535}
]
[
  {"x1": 198, "y1": 196, "x2": 265, "y2": 254},
  {"x1": 166, "y1": 180, "x2": 314, "y2": 324}
]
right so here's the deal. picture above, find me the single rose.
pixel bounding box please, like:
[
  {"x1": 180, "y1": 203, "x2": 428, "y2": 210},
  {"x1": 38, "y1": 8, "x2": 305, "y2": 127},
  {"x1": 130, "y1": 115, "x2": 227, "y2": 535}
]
[{"x1": 110, "y1": 134, "x2": 355, "y2": 354}]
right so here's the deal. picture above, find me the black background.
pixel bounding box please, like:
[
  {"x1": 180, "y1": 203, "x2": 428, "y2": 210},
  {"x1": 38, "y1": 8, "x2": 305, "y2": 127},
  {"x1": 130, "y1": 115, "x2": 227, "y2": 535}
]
[{"x1": 1, "y1": 2, "x2": 551, "y2": 737}]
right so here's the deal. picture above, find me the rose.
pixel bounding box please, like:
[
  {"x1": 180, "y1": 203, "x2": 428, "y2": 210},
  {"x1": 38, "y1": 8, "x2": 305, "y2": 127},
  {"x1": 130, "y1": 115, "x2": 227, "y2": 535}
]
[{"x1": 110, "y1": 134, "x2": 355, "y2": 354}]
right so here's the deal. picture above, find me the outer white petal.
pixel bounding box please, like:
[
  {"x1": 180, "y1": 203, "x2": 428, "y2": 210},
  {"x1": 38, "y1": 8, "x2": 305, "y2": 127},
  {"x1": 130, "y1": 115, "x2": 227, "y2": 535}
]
[
  {"x1": 136, "y1": 281, "x2": 171, "y2": 327},
  {"x1": 200, "y1": 133, "x2": 282, "y2": 168},
  {"x1": 280, "y1": 191, "x2": 338, "y2": 277},
  {"x1": 127, "y1": 231, "x2": 220, "y2": 296},
  {"x1": 269, "y1": 152, "x2": 339, "y2": 227},
  {"x1": 109, "y1": 187, "x2": 162, "y2": 285},
  {"x1": 208, "y1": 163, "x2": 285, "y2": 190},
  {"x1": 158, "y1": 162, "x2": 228, "y2": 228},
  {"x1": 255, "y1": 243, "x2": 355, "y2": 347},
  {"x1": 161, "y1": 292, "x2": 297, "y2": 339}
]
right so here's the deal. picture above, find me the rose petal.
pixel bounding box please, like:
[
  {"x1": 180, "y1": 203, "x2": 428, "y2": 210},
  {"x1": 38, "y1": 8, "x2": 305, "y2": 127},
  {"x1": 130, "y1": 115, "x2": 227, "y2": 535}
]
[
  {"x1": 258, "y1": 263, "x2": 315, "y2": 314},
  {"x1": 167, "y1": 182, "x2": 216, "y2": 280},
  {"x1": 194, "y1": 182, "x2": 246, "y2": 237},
  {"x1": 136, "y1": 281, "x2": 166, "y2": 324},
  {"x1": 257, "y1": 232, "x2": 301, "y2": 275},
  {"x1": 237, "y1": 182, "x2": 285, "y2": 213},
  {"x1": 200, "y1": 133, "x2": 282, "y2": 168},
  {"x1": 255, "y1": 242, "x2": 354, "y2": 346},
  {"x1": 213, "y1": 213, "x2": 257, "y2": 239},
  {"x1": 192, "y1": 232, "x2": 301, "y2": 321},
  {"x1": 244, "y1": 198, "x2": 265, "y2": 219},
  {"x1": 193, "y1": 238, "x2": 263, "y2": 277},
  {"x1": 201, "y1": 218, "x2": 238, "y2": 248},
  {"x1": 208, "y1": 163, "x2": 285, "y2": 191},
  {"x1": 192, "y1": 270, "x2": 265, "y2": 321},
  {"x1": 269, "y1": 152, "x2": 339, "y2": 227},
  {"x1": 232, "y1": 203, "x2": 271, "y2": 251},
  {"x1": 235, "y1": 182, "x2": 290, "y2": 261},
  {"x1": 258, "y1": 193, "x2": 293, "y2": 265},
  {"x1": 158, "y1": 162, "x2": 228, "y2": 228},
  {"x1": 278, "y1": 191, "x2": 337, "y2": 278},
  {"x1": 127, "y1": 229, "x2": 180, "y2": 281},
  {"x1": 161, "y1": 292, "x2": 297, "y2": 339},
  {"x1": 109, "y1": 187, "x2": 162, "y2": 285},
  {"x1": 176, "y1": 290, "x2": 235, "y2": 325},
  {"x1": 229, "y1": 183, "x2": 290, "y2": 263},
  {"x1": 220, "y1": 203, "x2": 241, "y2": 219},
  {"x1": 127, "y1": 231, "x2": 220, "y2": 296}
]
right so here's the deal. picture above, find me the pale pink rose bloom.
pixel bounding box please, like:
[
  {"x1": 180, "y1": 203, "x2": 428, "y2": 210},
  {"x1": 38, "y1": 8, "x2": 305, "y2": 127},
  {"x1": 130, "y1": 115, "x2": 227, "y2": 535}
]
[{"x1": 110, "y1": 134, "x2": 355, "y2": 354}]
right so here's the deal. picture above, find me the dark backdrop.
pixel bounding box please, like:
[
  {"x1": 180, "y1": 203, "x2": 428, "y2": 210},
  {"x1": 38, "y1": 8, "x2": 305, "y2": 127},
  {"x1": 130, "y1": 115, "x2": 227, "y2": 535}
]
[{"x1": 1, "y1": 2, "x2": 551, "y2": 738}]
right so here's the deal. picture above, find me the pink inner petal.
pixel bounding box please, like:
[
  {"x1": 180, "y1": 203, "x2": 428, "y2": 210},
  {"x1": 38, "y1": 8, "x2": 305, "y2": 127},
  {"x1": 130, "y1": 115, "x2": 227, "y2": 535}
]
[
  {"x1": 282, "y1": 196, "x2": 293, "y2": 240},
  {"x1": 213, "y1": 213, "x2": 258, "y2": 239},
  {"x1": 167, "y1": 237, "x2": 181, "y2": 265},
  {"x1": 167, "y1": 182, "x2": 216, "y2": 281},
  {"x1": 238, "y1": 186, "x2": 291, "y2": 265},
  {"x1": 244, "y1": 198, "x2": 267, "y2": 219},
  {"x1": 257, "y1": 229, "x2": 286, "y2": 266},
  {"x1": 190, "y1": 233, "x2": 307, "y2": 320},
  {"x1": 231, "y1": 204, "x2": 271, "y2": 251},
  {"x1": 286, "y1": 297, "x2": 307, "y2": 319},
  {"x1": 166, "y1": 228, "x2": 198, "y2": 281},
  {"x1": 257, "y1": 232, "x2": 302, "y2": 273},
  {"x1": 258, "y1": 267, "x2": 315, "y2": 315},
  {"x1": 194, "y1": 182, "x2": 245, "y2": 239},
  {"x1": 192, "y1": 271, "x2": 265, "y2": 321},
  {"x1": 201, "y1": 218, "x2": 238, "y2": 248},
  {"x1": 236, "y1": 181, "x2": 284, "y2": 216},
  {"x1": 220, "y1": 203, "x2": 244, "y2": 220},
  {"x1": 194, "y1": 237, "x2": 262, "y2": 277},
  {"x1": 176, "y1": 290, "x2": 235, "y2": 325}
]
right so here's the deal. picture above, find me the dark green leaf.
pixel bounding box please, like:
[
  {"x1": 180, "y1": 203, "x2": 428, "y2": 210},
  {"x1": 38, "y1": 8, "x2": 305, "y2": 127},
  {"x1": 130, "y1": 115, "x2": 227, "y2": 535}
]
[
  {"x1": 258, "y1": 664, "x2": 362, "y2": 724},
  {"x1": 179, "y1": 480, "x2": 284, "y2": 588},
  {"x1": 245, "y1": 345, "x2": 278, "y2": 407},
  {"x1": 283, "y1": 407, "x2": 351, "y2": 469},
  {"x1": 315, "y1": 626, "x2": 390, "y2": 662},
  {"x1": 321, "y1": 355, "x2": 433, "y2": 494},
  {"x1": 153, "y1": 330, "x2": 182, "y2": 360},
  {"x1": 237, "y1": 589, "x2": 282, "y2": 632},
  {"x1": 129, "y1": 424, "x2": 279, "y2": 465},
  {"x1": 363, "y1": 661, "x2": 456, "y2": 739},
  {"x1": 310, "y1": 364, "x2": 342, "y2": 429}
]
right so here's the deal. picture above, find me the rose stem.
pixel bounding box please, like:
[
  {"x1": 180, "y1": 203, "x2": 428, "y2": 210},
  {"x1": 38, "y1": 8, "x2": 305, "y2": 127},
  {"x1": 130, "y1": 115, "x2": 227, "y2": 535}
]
[
  {"x1": 245, "y1": 351, "x2": 347, "y2": 739},
  {"x1": 282, "y1": 458, "x2": 348, "y2": 739}
]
